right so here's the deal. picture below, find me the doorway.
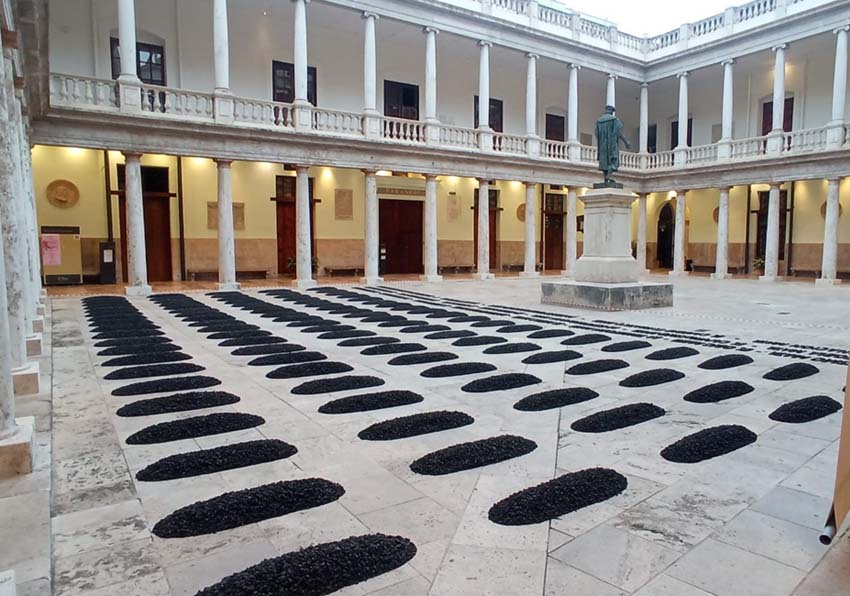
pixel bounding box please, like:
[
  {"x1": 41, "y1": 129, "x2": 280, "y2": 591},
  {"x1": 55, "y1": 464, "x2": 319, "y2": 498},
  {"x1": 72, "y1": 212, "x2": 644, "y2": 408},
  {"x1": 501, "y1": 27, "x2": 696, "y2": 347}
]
[
  {"x1": 473, "y1": 189, "x2": 499, "y2": 271},
  {"x1": 755, "y1": 190, "x2": 789, "y2": 263},
  {"x1": 657, "y1": 202, "x2": 675, "y2": 269},
  {"x1": 761, "y1": 98, "x2": 794, "y2": 135},
  {"x1": 274, "y1": 175, "x2": 316, "y2": 276},
  {"x1": 543, "y1": 193, "x2": 565, "y2": 270},
  {"x1": 117, "y1": 165, "x2": 173, "y2": 283},
  {"x1": 379, "y1": 199, "x2": 423, "y2": 275}
]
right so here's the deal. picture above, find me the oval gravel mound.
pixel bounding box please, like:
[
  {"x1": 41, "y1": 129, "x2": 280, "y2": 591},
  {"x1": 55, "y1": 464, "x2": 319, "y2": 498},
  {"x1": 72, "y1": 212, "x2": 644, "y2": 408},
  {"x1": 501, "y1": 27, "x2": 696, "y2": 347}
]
[
  {"x1": 571, "y1": 403, "x2": 665, "y2": 433},
  {"x1": 338, "y1": 337, "x2": 400, "y2": 347},
  {"x1": 358, "y1": 411, "x2": 474, "y2": 441},
  {"x1": 462, "y1": 373, "x2": 542, "y2": 393},
  {"x1": 448, "y1": 315, "x2": 490, "y2": 323},
  {"x1": 602, "y1": 340, "x2": 652, "y2": 353},
  {"x1": 136, "y1": 439, "x2": 297, "y2": 481},
  {"x1": 400, "y1": 325, "x2": 451, "y2": 334},
  {"x1": 318, "y1": 390, "x2": 425, "y2": 414},
  {"x1": 566, "y1": 359, "x2": 629, "y2": 375},
  {"x1": 410, "y1": 435, "x2": 537, "y2": 475},
  {"x1": 219, "y1": 336, "x2": 288, "y2": 347},
  {"x1": 698, "y1": 354, "x2": 755, "y2": 370},
  {"x1": 112, "y1": 376, "x2": 222, "y2": 397},
  {"x1": 522, "y1": 350, "x2": 583, "y2": 365},
  {"x1": 425, "y1": 330, "x2": 477, "y2": 340},
  {"x1": 231, "y1": 344, "x2": 304, "y2": 357},
  {"x1": 101, "y1": 352, "x2": 192, "y2": 367},
  {"x1": 528, "y1": 329, "x2": 575, "y2": 339},
  {"x1": 769, "y1": 396, "x2": 843, "y2": 423},
  {"x1": 92, "y1": 329, "x2": 164, "y2": 340},
  {"x1": 361, "y1": 343, "x2": 427, "y2": 356},
  {"x1": 292, "y1": 375, "x2": 385, "y2": 395},
  {"x1": 194, "y1": 534, "x2": 417, "y2": 596},
  {"x1": 684, "y1": 381, "x2": 755, "y2": 403},
  {"x1": 116, "y1": 391, "x2": 241, "y2": 417},
  {"x1": 619, "y1": 369, "x2": 685, "y2": 388},
  {"x1": 153, "y1": 479, "x2": 344, "y2": 538},
  {"x1": 98, "y1": 343, "x2": 182, "y2": 357},
  {"x1": 661, "y1": 425, "x2": 757, "y2": 463},
  {"x1": 484, "y1": 343, "x2": 542, "y2": 355},
  {"x1": 318, "y1": 330, "x2": 376, "y2": 340},
  {"x1": 266, "y1": 362, "x2": 354, "y2": 379},
  {"x1": 206, "y1": 330, "x2": 272, "y2": 340},
  {"x1": 94, "y1": 336, "x2": 171, "y2": 348},
  {"x1": 514, "y1": 388, "x2": 600, "y2": 412},
  {"x1": 126, "y1": 412, "x2": 265, "y2": 444},
  {"x1": 488, "y1": 468, "x2": 628, "y2": 525},
  {"x1": 421, "y1": 362, "x2": 497, "y2": 378},
  {"x1": 388, "y1": 352, "x2": 459, "y2": 366},
  {"x1": 561, "y1": 334, "x2": 611, "y2": 346},
  {"x1": 472, "y1": 320, "x2": 514, "y2": 328},
  {"x1": 497, "y1": 324, "x2": 542, "y2": 334},
  {"x1": 452, "y1": 336, "x2": 507, "y2": 347},
  {"x1": 763, "y1": 362, "x2": 820, "y2": 381},
  {"x1": 646, "y1": 347, "x2": 699, "y2": 360},
  {"x1": 248, "y1": 351, "x2": 327, "y2": 367},
  {"x1": 104, "y1": 363, "x2": 205, "y2": 381}
]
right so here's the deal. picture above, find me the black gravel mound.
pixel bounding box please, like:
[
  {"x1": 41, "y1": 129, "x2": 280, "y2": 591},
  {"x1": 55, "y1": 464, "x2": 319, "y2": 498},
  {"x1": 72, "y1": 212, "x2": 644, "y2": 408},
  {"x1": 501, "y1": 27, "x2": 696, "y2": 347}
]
[
  {"x1": 101, "y1": 352, "x2": 192, "y2": 367},
  {"x1": 602, "y1": 341, "x2": 652, "y2": 353},
  {"x1": 528, "y1": 329, "x2": 575, "y2": 339},
  {"x1": 92, "y1": 329, "x2": 164, "y2": 340},
  {"x1": 571, "y1": 403, "x2": 666, "y2": 433},
  {"x1": 388, "y1": 352, "x2": 459, "y2": 366},
  {"x1": 452, "y1": 336, "x2": 507, "y2": 347},
  {"x1": 488, "y1": 468, "x2": 628, "y2": 525},
  {"x1": 769, "y1": 396, "x2": 843, "y2": 423},
  {"x1": 764, "y1": 362, "x2": 820, "y2": 381},
  {"x1": 497, "y1": 324, "x2": 542, "y2": 334},
  {"x1": 194, "y1": 534, "x2": 417, "y2": 596},
  {"x1": 318, "y1": 330, "x2": 376, "y2": 340},
  {"x1": 98, "y1": 343, "x2": 182, "y2": 357},
  {"x1": 379, "y1": 319, "x2": 424, "y2": 328},
  {"x1": 318, "y1": 390, "x2": 425, "y2": 414},
  {"x1": 153, "y1": 479, "x2": 344, "y2": 538},
  {"x1": 112, "y1": 376, "x2": 222, "y2": 397},
  {"x1": 562, "y1": 334, "x2": 611, "y2": 346},
  {"x1": 472, "y1": 320, "x2": 514, "y2": 328},
  {"x1": 400, "y1": 324, "x2": 451, "y2": 334},
  {"x1": 207, "y1": 330, "x2": 272, "y2": 340},
  {"x1": 462, "y1": 373, "x2": 542, "y2": 393},
  {"x1": 566, "y1": 359, "x2": 629, "y2": 375},
  {"x1": 421, "y1": 362, "x2": 497, "y2": 378},
  {"x1": 231, "y1": 344, "x2": 306, "y2": 356},
  {"x1": 661, "y1": 425, "x2": 757, "y2": 463},
  {"x1": 94, "y1": 336, "x2": 171, "y2": 348},
  {"x1": 483, "y1": 343, "x2": 542, "y2": 355},
  {"x1": 684, "y1": 381, "x2": 755, "y2": 403},
  {"x1": 698, "y1": 354, "x2": 755, "y2": 370},
  {"x1": 126, "y1": 412, "x2": 265, "y2": 444},
  {"x1": 338, "y1": 337, "x2": 400, "y2": 347},
  {"x1": 448, "y1": 315, "x2": 490, "y2": 323},
  {"x1": 248, "y1": 352, "x2": 328, "y2": 367},
  {"x1": 104, "y1": 363, "x2": 205, "y2": 381},
  {"x1": 646, "y1": 347, "x2": 699, "y2": 360},
  {"x1": 619, "y1": 369, "x2": 685, "y2": 388},
  {"x1": 358, "y1": 410, "x2": 474, "y2": 441},
  {"x1": 522, "y1": 350, "x2": 583, "y2": 365},
  {"x1": 267, "y1": 362, "x2": 354, "y2": 379},
  {"x1": 197, "y1": 324, "x2": 260, "y2": 334},
  {"x1": 361, "y1": 343, "x2": 427, "y2": 356},
  {"x1": 514, "y1": 388, "x2": 600, "y2": 412},
  {"x1": 410, "y1": 435, "x2": 537, "y2": 475},
  {"x1": 425, "y1": 330, "x2": 476, "y2": 340},
  {"x1": 219, "y1": 336, "x2": 287, "y2": 347},
  {"x1": 292, "y1": 376, "x2": 385, "y2": 395},
  {"x1": 301, "y1": 324, "x2": 349, "y2": 333},
  {"x1": 116, "y1": 391, "x2": 241, "y2": 417},
  {"x1": 137, "y1": 439, "x2": 297, "y2": 481}
]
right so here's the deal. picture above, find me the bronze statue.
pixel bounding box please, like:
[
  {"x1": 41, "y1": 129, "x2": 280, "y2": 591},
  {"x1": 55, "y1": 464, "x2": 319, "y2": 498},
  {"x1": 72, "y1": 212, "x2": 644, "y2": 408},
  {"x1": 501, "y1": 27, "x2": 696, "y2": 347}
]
[{"x1": 595, "y1": 105, "x2": 631, "y2": 188}]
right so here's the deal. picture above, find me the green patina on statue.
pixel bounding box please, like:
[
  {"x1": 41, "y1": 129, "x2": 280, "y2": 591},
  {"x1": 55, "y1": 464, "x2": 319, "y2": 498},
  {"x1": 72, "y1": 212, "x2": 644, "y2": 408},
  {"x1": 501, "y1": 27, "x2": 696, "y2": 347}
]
[{"x1": 595, "y1": 105, "x2": 631, "y2": 188}]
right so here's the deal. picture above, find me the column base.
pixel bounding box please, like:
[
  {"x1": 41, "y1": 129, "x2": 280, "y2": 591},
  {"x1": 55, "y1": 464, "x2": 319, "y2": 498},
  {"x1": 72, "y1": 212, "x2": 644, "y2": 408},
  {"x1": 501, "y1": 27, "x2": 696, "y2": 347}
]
[
  {"x1": 710, "y1": 272, "x2": 732, "y2": 280},
  {"x1": 36, "y1": 305, "x2": 45, "y2": 317},
  {"x1": 0, "y1": 569, "x2": 16, "y2": 596},
  {"x1": 519, "y1": 271, "x2": 540, "y2": 278},
  {"x1": 217, "y1": 282, "x2": 242, "y2": 291},
  {"x1": 32, "y1": 317, "x2": 44, "y2": 334},
  {"x1": 815, "y1": 278, "x2": 842, "y2": 286},
  {"x1": 473, "y1": 272, "x2": 495, "y2": 281},
  {"x1": 419, "y1": 274, "x2": 443, "y2": 282},
  {"x1": 12, "y1": 363, "x2": 40, "y2": 396},
  {"x1": 0, "y1": 418, "x2": 34, "y2": 479},
  {"x1": 360, "y1": 277, "x2": 384, "y2": 286},
  {"x1": 26, "y1": 335, "x2": 42, "y2": 358},
  {"x1": 667, "y1": 270, "x2": 690, "y2": 278},
  {"x1": 759, "y1": 274, "x2": 781, "y2": 283},
  {"x1": 295, "y1": 279, "x2": 318, "y2": 290},
  {"x1": 125, "y1": 284, "x2": 153, "y2": 297}
]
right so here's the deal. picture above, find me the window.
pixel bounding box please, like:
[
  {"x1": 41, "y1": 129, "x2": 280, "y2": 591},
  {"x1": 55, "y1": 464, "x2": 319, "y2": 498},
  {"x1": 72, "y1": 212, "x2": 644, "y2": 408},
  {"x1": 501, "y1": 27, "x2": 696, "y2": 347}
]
[
  {"x1": 545, "y1": 114, "x2": 565, "y2": 142},
  {"x1": 110, "y1": 38, "x2": 166, "y2": 86},
  {"x1": 671, "y1": 118, "x2": 693, "y2": 150},
  {"x1": 272, "y1": 61, "x2": 317, "y2": 105},
  {"x1": 761, "y1": 97, "x2": 793, "y2": 135},
  {"x1": 647, "y1": 124, "x2": 657, "y2": 153},
  {"x1": 384, "y1": 81, "x2": 419, "y2": 120},
  {"x1": 474, "y1": 96, "x2": 504, "y2": 132}
]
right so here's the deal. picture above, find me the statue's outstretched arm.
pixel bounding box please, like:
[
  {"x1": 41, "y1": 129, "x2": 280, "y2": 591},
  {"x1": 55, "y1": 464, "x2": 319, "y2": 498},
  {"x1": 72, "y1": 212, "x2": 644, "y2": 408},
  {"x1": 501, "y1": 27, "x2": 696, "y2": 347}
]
[{"x1": 619, "y1": 133, "x2": 632, "y2": 150}]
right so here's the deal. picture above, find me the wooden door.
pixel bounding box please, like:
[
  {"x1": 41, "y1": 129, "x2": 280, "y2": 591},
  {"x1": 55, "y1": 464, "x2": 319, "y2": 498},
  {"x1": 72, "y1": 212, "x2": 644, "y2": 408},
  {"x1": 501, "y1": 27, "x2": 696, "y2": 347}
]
[
  {"x1": 117, "y1": 165, "x2": 172, "y2": 283},
  {"x1": 755, "y1": 190, "x2": 789, "y2": 262},
  {"x1": 543, "y1": 194, "x2": 564, "y2": 270},
  {"x1": 275, "y1": 176, "x2": 315, "y2": 275},
  {"x1": 545, "y1": 114, "x2": 565, "y2": 142},
  {"x1": 379, "y1": 199, "x2": 423, "y2": 274},
  {"x1": 762, "y1": 98, "x2": 794, "y2": 135},
  {"x1": 657, "y1": 203, "x2": 675, "y2": 269},
  {"x1": 473, "y1": 189, "x2": 499, "y2": 271}
]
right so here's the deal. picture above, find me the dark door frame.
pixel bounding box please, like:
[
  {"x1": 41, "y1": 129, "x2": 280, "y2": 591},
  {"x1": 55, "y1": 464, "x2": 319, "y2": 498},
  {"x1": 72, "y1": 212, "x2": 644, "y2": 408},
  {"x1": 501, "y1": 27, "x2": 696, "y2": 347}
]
[{"x1": 270, "y1": 176, "x2": 318, "y2": 276}]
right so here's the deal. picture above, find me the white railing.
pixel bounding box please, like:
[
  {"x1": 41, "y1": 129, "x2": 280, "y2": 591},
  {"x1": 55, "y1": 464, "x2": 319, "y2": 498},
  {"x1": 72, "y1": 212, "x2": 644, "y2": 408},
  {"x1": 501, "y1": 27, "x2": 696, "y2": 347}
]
[
  {"x1": 579, "y1": 144, "x2": 598, "y2": 163},
  {"x1": 782, "y1": 127, "x2": 827, "y2": 153},
  {"x1": 647, "y1": 29, "x2": 679, "y2": 51},
  {"x1": 139, "y1": 85, "x2": 214, "y2": 119},
  {"x1": 537, "y1": 5, "x2": 572, "y2": 27},
  {"x1": 541, "y1": 140, "x2": 568, "y2": 160},
  {"x1": 646, "y1": 151, "x2": 675, "y2": 169},
  {"x1": 691, "y1": 14, "x2": 725, "y2": 37},
  {"x1": 730, "y1": 136, "x2": 767, "y2": 158},
  {"x1": 617, "y1": 31, "x2": 644, "y2": 51},
  {"x1": 736, "y1": 0, "x2": 777, "y2": 22},
  {"x1": 620, "y1": 151, "x2": 641, "y2": 169},
  {"x1": 311, "y1": 108, "x2": 363, "y2": 136},
  {"x1": 686, "y1": 144, "x2": 718, "y2": 164},
  {"x1": 50, "y1": 74, "x2": 118, "y2": 110},
  {"x1": 438, "y1": 125, "x2": 480, "y2": 150},
  {"x1": 492, "y1": 0, "x2": 528, "y2": 14},
  {"x1": 383, "y1": 117, "x2": 426, "y2": 144},
  {"x1": 580, "y1": 18, "x2": 609, "y2": 41},
  {"x1": 493, "y1": 133, "x2": 527, "y2": 155},
  {"x1": 845, "y1": 124, "x2": 850, "y2": 145},
  {"x1": 233, "y1": 98, "x2": 294, "y2": 129}
]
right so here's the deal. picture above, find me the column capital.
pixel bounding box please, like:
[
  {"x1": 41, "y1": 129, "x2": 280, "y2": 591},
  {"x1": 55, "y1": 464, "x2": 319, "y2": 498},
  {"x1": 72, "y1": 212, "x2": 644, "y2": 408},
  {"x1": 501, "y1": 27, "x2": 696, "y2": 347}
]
[
  {"x1": 362, "y1": 11, "x2": 379, "y2": 20},
  {"x1": 677, "y1": 71, "x2": 689, "y2": 79},
  {"x1": 721, "y1": 58, "x2": 736, "y2": 66},
  {"x1": 834, "y1": 25, "x2": 850, "y2": 34},
  {"x1": 718, "y1": 185, "x2": 733, "y2": 193},
  {"x1": 479, "y1": 40, "x2": 493, "y2": 48},
  {"x1": 607, "y1": 73, "x2": 618, "y2": 80},
  {"x1": 569, "y1": 63, "x2": 581, "y2": 71},
  {"x1": 768, "y1": 181, "x2": 783, "y2": 190},
  {"x1": 523, "y1": 180, "x2": 537, "y2": 188},
  {"x1": 362, "y1": 169, "x2": 378, "y2": 176},
  {"x1": 121, "y1": 151, "x2": 143, "y2": 160},
  {"x1": 827, "y1": 177, "x2": 841, "y2": 185},
  {"x1": 640, "y1": 82, "x2": 649, "y2": 89},
  {"x1": 295, "y1": 164, "x2": 310, "y2": 174},
  {"x1": 214, "y1": 158, "x2": 233, "y2": 167},
  {"x1": 526, "y1": 52, "x2": 539, "y2": 60},
  {"x1": 477, "y1": 177, "x2": 491, "y2": 185},
  {"x1": 423, "y1": 26, "x2": 440, "y2": 35},
  {"x1": 423, "y1": 173, "x2": 439, "y2": 181},
  {"x1": 772, "y1": 43, "x2": 788, "y2": 52}
]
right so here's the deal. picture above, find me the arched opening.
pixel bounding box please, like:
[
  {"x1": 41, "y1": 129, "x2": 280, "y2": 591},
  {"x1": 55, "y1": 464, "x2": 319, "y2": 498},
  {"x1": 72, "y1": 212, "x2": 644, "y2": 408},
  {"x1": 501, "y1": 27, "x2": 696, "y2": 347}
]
[{"x1": 657, "y1": 203, "x2": 675, "y2": 269}]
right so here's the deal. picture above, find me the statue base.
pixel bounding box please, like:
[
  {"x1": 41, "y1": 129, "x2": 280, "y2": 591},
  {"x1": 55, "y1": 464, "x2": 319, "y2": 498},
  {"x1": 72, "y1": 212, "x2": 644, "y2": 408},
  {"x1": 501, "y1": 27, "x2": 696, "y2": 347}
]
[
  {"x1": 593, "y1": 181, "x2": 624, "y2": 189},
  {"x1": 542, "y1": 281, "x2": 673, "y2": 311}
]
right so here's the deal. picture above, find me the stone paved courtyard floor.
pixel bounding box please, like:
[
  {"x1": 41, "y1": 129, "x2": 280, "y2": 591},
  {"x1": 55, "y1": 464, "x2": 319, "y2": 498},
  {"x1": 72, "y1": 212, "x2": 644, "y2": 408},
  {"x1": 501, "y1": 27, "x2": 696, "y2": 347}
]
[{"x1": 10, "y1": 274, "x2": 850, "y2": 596}]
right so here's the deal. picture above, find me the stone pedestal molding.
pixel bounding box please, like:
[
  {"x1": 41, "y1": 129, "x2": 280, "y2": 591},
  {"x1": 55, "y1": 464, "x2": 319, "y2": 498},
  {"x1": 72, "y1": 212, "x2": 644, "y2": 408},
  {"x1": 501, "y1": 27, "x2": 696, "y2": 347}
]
[
  {"x1": 12, "y1": 363, "x2": 39, "y2": 397},
  {"x1": 572, "y1": 188, "x2": 640, "y2": 283},
  {"x1": 0, "y1": 416, "x2": 33, "y2": 478},
  {"x1": 25, "y1": 334, "x2": 41, "y2": 358}
]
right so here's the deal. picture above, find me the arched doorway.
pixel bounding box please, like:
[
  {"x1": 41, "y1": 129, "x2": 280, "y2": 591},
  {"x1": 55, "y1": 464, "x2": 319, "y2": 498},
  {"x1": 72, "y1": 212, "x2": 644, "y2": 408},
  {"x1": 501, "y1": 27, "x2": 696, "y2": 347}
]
[{"x1": 657, "y1": 203, "x2": 675, "y2": 269}]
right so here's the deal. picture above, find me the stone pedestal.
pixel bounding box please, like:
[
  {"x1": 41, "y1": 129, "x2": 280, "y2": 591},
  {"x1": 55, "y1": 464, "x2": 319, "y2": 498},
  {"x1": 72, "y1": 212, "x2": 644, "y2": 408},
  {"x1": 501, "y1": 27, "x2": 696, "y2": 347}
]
[
  {"x1": 420, "y1": 274, "x2": 443, "y2": 283},
  {"x1": 125, "y1": 284, "x2": 153, "y2": 297},
  {"x1": 542, "y1": 281, "x2": 673, "y2": 311},
  {"x1": 815, "y1": 278, "x2": 842, "y2": 287},
  {"x1": 32, "y1": 317, "x2": 43, "y2": 334},
  {"x1": 12, "y1": 363, "x2": 39, "y2": 396},
  {"x1": 0, "y1": 417, "x2": 34, "y2": 478},
  {"x1": 25, "y1": 335, "x2": 42, "y2": 358},
  {"x1": 295, "y1": 279, "x2": 318, "y2": 290}
]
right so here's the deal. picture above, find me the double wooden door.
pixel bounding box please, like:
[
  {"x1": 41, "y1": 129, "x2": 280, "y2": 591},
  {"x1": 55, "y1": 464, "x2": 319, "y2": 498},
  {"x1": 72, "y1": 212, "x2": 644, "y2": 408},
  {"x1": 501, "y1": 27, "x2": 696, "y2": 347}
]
[
  {"x1": 274, "y1": 176, "x2": 315, "y2": 276},
  {"x1": 379, "y1": 199, "x2": 423, "y2": 275},
  {"x1": 543, "y1": 193, "x2": 565, "y2": 270},
  {"x1": 657, "y1": 203, "x2": 675, "y2": 269},
  {"x1": 473, "y1": 189, "x2": 499, "y2": 271},
  {"x1": 117, "y1": 165, "x2": 173, "y2": 283}
]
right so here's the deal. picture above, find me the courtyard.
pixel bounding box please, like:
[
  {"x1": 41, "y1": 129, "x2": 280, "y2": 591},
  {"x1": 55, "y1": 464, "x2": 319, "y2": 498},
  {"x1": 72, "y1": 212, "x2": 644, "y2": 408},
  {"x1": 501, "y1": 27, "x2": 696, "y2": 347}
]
[{"x1": 3, "y1": 274, "x2": 847, "y2": 596}]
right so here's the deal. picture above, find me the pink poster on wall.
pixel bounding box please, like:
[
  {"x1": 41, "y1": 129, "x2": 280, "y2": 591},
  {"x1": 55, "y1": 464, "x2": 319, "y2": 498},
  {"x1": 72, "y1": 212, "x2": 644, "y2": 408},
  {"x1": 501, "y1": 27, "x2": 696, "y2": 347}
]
[{"x1": 41, "y1": 234, "x2": 61, "y2": 266}]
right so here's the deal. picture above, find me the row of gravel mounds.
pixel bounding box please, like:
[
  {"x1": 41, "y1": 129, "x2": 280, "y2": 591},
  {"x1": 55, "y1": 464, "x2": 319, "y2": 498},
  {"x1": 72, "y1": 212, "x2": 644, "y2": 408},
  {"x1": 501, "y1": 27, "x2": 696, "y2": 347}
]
[
  {"x1": 126, "y1": 412, "x2": 265, "y2": 444},
  {"x1": 101, "y1": 351, "x2": 193, "y2": 367},
  {"x1": 104, "y1": 362, "x2": 206, "y2": 381},
  {"x1": 117, "y1": 391, "x2": 241, "y2": 417},
  {"x1": 410, "y1": 435, "x2": 537, "y2": 476},
  {"x1": 112, "y1": 375, "x2": 222, "y2": 397}
]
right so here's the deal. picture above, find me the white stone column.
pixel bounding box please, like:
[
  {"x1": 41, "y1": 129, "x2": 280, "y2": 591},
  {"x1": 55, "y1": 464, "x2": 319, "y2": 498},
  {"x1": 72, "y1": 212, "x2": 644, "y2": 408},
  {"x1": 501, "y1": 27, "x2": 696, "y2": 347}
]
[
  {"x1": 567, "y1": 64, "x2": 580, "y2": 160},
  {"x1": 292, "y1": 0, "x2": 312, "y2": 132},
  {"x1": 675, "y1": 72, "x2": 689, "y2": 166},
  {"x1": 362, "y1": 170, "x2": 382, "y2": 285},
  {"x1": 637, "y1": 193, "x2": 649, "y2": 275},
  {"x1": 124, "y1": 152, "x2": 152, "y2": 296},
  {"x1": 712, "y1": 187, "x2": 732, "y2": 280},
  {"x1": 718, "y1": 59, "x2": 735, "y2": 159},
  {"x1": 564, "y1": 188, "x2": 578, "y2": 276},
  {"x1": 829, "y1": 27, "x2": 849, "y2": 148},
  {"x1": 422, "y1": 175, "x2": 442, "y2": 282},
  {"x1": 669, "y1": 191, "x2": 689, "y2": 277},
  {"x1": 606, "y1": 74, "x2": 617, "y2": 107},
  {"x1": 215, "y1": 159, "x2": 239, "y2": 291},
  {"x1": 475, "y1": 179, "x2": 493, "y2": 279},
  {"x1": 424, "y1": 27, "x2": 440, "y2": 144},
  {"x1": 362, "y1": 12, "x2": 381, "y2": 140},
  {"x1": 213, "y1": 0, "x2": 234, "y2": 122},
  {"x1": 767, "y1": 44, "x2": 788, "y2": 154},
  {"x1": 117, "y1": 0, "x2": 142, "y2": 111},
  {"x1": 639, "y1": 83, "x2": 649, "y2": 152},
  {"x1": 818, "y1": 178, "x2": 842, "y2": 285},
  {"x1": 521, "y1": 182, "x2": 539, "y2": 278},
  {"x1": 478, "y1": 41, "x2": 493, "y2": 151},
  {"x1": 295, "y1": 165, "x2": 316, "y2": 288},
  {"x1": 525, "y1": 53, "x2": 539, "y2": 157},
  {"x1": 760, "y1": 183, "x2": 782, "y2": 281}
]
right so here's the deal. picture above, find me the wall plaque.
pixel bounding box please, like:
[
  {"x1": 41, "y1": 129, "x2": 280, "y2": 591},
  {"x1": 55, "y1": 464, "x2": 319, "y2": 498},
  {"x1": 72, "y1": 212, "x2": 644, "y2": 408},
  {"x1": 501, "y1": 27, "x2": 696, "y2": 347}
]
[
  {"x1": 207, "y1": 202, "x2": 246, "y2": 230},
  {"x1": 335, "y1": 189, "x2": 354, "y2": 220},
  {"x1": 516, "y1": 203, "x2": 526, "y2": 222},
  {"x1": 46, "y1": 179, "x2": 80, "y2": 209},
  {"x1": 447, "y1": 195, "x2": 461, "y2": 221}
]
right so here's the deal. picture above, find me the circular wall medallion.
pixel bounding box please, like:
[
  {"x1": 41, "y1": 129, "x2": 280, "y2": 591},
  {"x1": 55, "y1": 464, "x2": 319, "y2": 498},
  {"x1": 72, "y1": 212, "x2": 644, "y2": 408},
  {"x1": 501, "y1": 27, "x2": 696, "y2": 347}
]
[
  {"x1": 713, "y1": 207, "x2": 719, "y2": 223},
  {"x1": 821, "y1": 201, "x2": 844, "y2": 219},
  {"x1": 516, "y1": 203, "x2": 526, "y2": 222},
  {"x1": 46, "y1": 180, "x2": 80, "y2": 209}
]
